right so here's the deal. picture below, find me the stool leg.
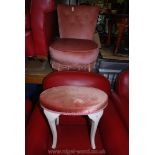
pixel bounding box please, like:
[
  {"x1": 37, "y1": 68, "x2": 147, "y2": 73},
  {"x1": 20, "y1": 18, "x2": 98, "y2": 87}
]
[
  {"x1": 88, "y1": 110, "x2": 103, "y2": 149},
  {"x1": 44, "y1": 109, "x2": 60, "y2": 149},
  {"x1": 56, "y1": 117, "x2": 59, "y2": 125}
]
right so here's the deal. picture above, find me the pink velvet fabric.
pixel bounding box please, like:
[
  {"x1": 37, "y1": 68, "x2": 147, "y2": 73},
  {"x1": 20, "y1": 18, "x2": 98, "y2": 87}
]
[
  {"x1": 40, "y1": 86, "x2": 108, "y2": 115},
  {"x1": 49, "y1": 38, "x2": 99, "y2": 65},
  {"x1": 49, "y1": 4, "x2": 99, "y2": 71},
  {"x1": 50, "y1": 60, "x2": 96, "y2": 71},
  {"x1": 57, "y1": 4, "x2": 99, "y2": 40},
  {"x1": 51, "y1": 38, "x2": 98, "y2": 52}
]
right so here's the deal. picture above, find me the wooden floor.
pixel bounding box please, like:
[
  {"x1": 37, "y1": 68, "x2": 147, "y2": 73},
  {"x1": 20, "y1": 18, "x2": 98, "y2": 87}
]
[
  {"x1": 100, "y1": 47, "x2": 129, "y2": 61},
  {"x1": 25, "y1": 59, "x2": 52, "y2": 84}
]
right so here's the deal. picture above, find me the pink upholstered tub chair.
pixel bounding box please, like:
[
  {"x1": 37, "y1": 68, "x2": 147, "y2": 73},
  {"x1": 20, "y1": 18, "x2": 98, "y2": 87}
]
[{"x1": 49, "y1": 4, "x2": 99, "y2": 71}]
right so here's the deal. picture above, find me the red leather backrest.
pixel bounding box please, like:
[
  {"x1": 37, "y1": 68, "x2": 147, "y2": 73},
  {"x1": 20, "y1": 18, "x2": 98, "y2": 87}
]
[
  {"x1": 43, "y1": 71, "x2": 110, "y2": 95},
  {"x1": 115, "y1": 69, "x2": 129, "y2": 99},
  {"x1": 57, "y1": 4, "x2": 99, "y2": 40},
  {"x1": 31, "y1": 0, "x2": 57, "y2": 56}
]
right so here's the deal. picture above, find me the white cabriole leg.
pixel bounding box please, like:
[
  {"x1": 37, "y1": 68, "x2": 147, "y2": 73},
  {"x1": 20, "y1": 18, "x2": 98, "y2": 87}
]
[
  {"x1": 88, "y1": 110, "x2": 103, "y2": 149},
  {"x1": 56, "y1": 117, "x2": 59, "y2": 125},
  {"x1": 44, "y1": 109, "x2": 60, "y2": 149}
]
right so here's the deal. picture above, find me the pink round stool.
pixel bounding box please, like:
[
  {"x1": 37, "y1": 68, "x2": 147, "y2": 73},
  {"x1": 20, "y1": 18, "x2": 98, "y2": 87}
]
[{"x1": 40, "y1": 85, "x2": 108, "y2": 149}]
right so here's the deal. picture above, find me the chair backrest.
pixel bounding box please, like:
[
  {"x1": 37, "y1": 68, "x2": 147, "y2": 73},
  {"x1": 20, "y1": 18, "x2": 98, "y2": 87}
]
[
  {"x1": 57, "y1": 4, "x2": 99, "y2": 40},
  {"x1": 31, "y1": 0, "x2": 57, "y2": 57},
  {"x1": 43, "y1": 71, "x2": 110, "y2": 95}
]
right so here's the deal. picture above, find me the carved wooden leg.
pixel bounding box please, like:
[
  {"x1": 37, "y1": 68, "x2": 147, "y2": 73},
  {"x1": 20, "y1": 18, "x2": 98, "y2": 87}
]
[
  {"x1": 44, "y1": 109, "x2": 60, "y2": 149},
  {"x1": 88, "y1": 110, "x2": 103, "y2": 149}
]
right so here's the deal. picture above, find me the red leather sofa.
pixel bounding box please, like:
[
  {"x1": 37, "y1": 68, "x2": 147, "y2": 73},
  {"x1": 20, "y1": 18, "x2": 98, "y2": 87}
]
[
  {"x1": 25, "y1": 99, "x2": 33, "y2": 126},
  {"x1": 25, "y1": 70, "x2": 129, "y2": 155},
  {"x1": 110, "y1": 69, "x2": 129, "y2": 130},
  {"x1": 25, "y1": 0, "x2": 57, "y2": 58}
]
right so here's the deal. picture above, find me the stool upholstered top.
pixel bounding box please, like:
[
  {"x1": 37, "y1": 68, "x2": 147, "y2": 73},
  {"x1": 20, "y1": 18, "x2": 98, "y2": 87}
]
[{"x1": 40, "y1": 86, "x2": 108, "y2": 115}]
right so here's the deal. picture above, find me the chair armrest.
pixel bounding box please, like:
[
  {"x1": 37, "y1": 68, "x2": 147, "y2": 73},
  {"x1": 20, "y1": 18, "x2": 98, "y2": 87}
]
[
  {"x1": 25, "y1": 104, "x2": 50, "y2": 155},
  {"x1": 99, "y1": 98, "x2": 129, "y2": 155},
  {"x1": 25, "y1": 99, "x2": 33, "y2": 126},
  {"x1": 110, "y1": 92, "x2": 129, "y2": 129},
  {"x1": 115, "y1": 69, "x2": 129, "y2": 100}
]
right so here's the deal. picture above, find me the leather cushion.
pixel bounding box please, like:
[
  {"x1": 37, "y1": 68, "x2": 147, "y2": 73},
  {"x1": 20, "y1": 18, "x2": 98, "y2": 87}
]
[
  {"x1": 49, "y1": 38, "x2": 99, "y2": 64},
  {"x1": 115, "y1": 69, "x2": 129, "y2": 100},
  {"x1": 40, "y1": 86, "x2": 108, "y2": 115},
  {"x1": 43, "y1": 71, "x2": 111, "y2": 96},
  {"x1": 110, "y1": 92, "x2": 129, "y2": 129}
]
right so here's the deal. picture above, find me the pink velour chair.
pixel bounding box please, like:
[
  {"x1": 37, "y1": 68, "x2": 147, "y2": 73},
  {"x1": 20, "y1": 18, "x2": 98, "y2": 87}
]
[{"x1": 49, "y1": 4, "x2": 99, "y2": 71}]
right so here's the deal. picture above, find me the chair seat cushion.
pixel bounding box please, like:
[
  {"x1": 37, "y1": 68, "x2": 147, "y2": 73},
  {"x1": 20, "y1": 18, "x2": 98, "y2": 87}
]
[
  {"x1": 49, "y1": 38, "x2": 99, "y2": 64},
  {"x1": 40, "y1": 86, "x2": 108, "y2": 115}
]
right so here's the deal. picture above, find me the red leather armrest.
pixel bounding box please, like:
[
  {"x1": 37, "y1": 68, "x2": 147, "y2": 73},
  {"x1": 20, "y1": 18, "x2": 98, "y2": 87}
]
[
  {"x1": 25, "y1": 104, "x2": 50, "y2": 155},
  {"x1": 99, "y1": 99, "x2": 129, "y2": 155},
  {"x1": 25, "y1": 99, "x2": 33, "y2": 125},
  {"x1": 112, "y1": 69, "x2": 129, "y2": 129},
  {"x1": 115, "y1": 69, "x2": 129, "y2": 100},
  {"x1": 110, "y1": 92, "x2": 129, "y2": 129}
]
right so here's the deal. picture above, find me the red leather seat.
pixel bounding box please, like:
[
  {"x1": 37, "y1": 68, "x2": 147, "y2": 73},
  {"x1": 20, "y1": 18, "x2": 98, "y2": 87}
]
[{"x1": 49, "y1": 4, "x2": 99, "y2": 71}]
